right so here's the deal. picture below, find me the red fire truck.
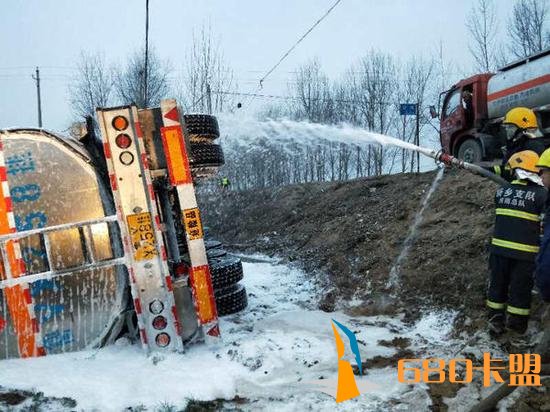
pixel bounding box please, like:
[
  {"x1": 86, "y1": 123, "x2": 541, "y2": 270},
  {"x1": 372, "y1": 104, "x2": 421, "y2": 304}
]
[{"x1": 440, "y1": 48, "x2": 550, "y2": 163}]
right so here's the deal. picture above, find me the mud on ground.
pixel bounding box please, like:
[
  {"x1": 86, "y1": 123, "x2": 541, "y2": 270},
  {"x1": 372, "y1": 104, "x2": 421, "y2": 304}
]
[{"x1": 200, "y1": 168, "x2": 495, "y2": 325}]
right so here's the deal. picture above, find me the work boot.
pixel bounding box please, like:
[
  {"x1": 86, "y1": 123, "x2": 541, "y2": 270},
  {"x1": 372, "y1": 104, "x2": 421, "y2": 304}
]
[
  {"x1": 488, "y1": 312, "x2": 506, "y2": 337},
  {"x1": 505, "y1": 330, "x2": 532, "y2": 354}
]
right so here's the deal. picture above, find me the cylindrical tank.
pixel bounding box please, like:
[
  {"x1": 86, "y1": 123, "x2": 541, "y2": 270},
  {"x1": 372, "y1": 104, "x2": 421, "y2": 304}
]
[
  {"x1": 487, "y1": 52, "x2": 550, "y2": 119},
  {"x1": 0, "y1": 129, "x2": 128, "y2": 359}
]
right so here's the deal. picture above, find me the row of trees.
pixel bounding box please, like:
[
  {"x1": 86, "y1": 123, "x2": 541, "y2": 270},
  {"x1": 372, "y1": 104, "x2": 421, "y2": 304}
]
[
  {"x1": 467, "y1": 0, "x2": 549, "y2": 72},
  {"x1": 69, "y1": 0, "x2": 550, "y2": 191},
  {"x1": 69, "y1": 25, "x2": 237, "y2": 122},
  {"x1": 219, "y1": 0, "x2": 550, "y2": 189}
]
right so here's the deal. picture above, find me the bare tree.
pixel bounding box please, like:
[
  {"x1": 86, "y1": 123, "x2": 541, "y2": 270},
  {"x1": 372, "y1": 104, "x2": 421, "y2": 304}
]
[
  {"x1": 69, "y1": 52, "x2": 113, "y2": 119},
  {"x1": 290, "y1": 58, "x2": 334, "y2": 123},
  {"x1": 180, "y1": 25, "x2": 236, "y2": 114},
  {"x1": 396, "y1": 56, "x2": 434, "y2": 172},
  {"x1": 348, "y1": 51, "x2": 397, "y2": 175},
  {"x1": 466, "y1": 0, "x2": 499, "y2": 71},
  {"x1": 114, "y1": 46, "x2": 172, "y2": 108},
  {"x1": 508, "y1": 0, "x2": 549, "y2": 58}
]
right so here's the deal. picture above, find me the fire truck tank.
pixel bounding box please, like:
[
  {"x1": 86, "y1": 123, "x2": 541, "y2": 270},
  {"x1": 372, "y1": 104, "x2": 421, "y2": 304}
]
[{"x1": 487, "y1": 50, "x2": 550, "y2": 119}]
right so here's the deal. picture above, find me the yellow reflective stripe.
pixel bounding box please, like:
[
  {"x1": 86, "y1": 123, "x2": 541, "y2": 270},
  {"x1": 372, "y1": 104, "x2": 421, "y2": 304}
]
[
  {"x1": 487, "y1": 300, "x2": 505, "y2": 310},
  {"x1": 491, "y1": 238, "x2": 539, "y2": 253},
  {"x1": 507, "y1": 305, "x2": 530, "y2": 316},
  {"x1": 495, "y1": 208, "x2": 540, "y2": 222},
  {"x1": 494, "y1": 165, "x2": 501, "y2": 175},
  {"x1": 511, "y1": 180, "x2": 527, "y2": 185}
]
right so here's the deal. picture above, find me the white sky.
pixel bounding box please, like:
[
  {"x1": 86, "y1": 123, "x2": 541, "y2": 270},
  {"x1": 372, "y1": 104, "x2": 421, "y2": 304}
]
[{"x1": 0, "y1": 0, "x2": 515, "y2": 132}]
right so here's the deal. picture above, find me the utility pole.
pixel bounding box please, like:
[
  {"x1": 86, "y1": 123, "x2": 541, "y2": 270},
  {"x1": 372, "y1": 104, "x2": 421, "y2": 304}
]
[
  {"x1": 143, "y1": 0, "x2": 150, "y2": 107},
  {"x1": 32, "y1": 67, "x2": 43, "y2": 128},
  {"x1": 415, "y1": 102, "x2": 420, "y2": 173}
]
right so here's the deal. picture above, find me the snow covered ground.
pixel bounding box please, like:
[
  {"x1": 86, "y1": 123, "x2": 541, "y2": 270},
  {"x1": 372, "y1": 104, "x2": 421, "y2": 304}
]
[{"x1": 0, "y1": 255, "x2": 461, "y2": 411}]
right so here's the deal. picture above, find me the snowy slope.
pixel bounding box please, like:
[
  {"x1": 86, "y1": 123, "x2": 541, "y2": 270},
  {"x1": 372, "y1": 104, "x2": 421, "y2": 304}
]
[{"x1": 0, "y1": 256, "x2": 459, "y2": 411}]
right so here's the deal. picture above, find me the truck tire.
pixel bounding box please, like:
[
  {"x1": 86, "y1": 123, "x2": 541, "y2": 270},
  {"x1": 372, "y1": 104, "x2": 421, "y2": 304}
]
[
  {"x1": 190, "y1": 143, "x2": 224, "y2": 167},
  {"x1": 457, "y1": 139, "x2": 483, "y2": 163},
  {"x1": 210, "y1": 255, "x2": 244, "y2": 290},
  {"x1": 207, "y1": 248, "x2": 227, "y2": 259},
  {"x1": 215, "y1": 284, "x2": 248, "y2": 316},
  {"x1": 204, "y1": 240, "x2": 223, "y2": 250},
  {"x1": 184, "y1": 114, "x2": 220, "y2": 141}
]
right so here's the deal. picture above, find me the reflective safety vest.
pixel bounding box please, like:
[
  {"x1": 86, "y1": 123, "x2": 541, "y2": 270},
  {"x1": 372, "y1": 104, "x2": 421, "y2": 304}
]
[{"x1": 491, "y1": 180, "x2": 547, "y2": 261}]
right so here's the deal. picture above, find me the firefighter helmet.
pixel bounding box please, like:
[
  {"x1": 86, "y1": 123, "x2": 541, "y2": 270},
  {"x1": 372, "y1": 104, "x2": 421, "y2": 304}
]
[
  {"x1": 507, "y1": 150, "x2": 540, "y2": 173},
  {"x1": 503, "y1": 107, "x2": 538, "y2": 130},
  {"x1": 536, "y1": 148, "x2": 550, "y2": 170}
]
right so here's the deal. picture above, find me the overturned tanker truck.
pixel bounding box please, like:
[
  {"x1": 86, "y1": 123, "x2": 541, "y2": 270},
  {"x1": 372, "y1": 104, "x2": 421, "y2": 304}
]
[{"x1": 0, "y1": 99, "x2": 247, "y2": 359}]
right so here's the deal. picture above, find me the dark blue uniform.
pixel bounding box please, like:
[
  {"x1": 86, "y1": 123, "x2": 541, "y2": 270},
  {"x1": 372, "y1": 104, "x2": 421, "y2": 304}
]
[{"x1": 487, "y1": 179, "x2": 546, "y2": 333}]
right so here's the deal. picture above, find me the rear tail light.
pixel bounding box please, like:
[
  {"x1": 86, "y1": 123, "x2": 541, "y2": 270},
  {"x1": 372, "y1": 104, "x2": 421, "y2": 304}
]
[
  {"x1": 156, "y1": 332, "x2": 170, "y2": 347},
  {"x1": 152, "y1": 315, "x2": 167, "y2": 330},
  {"x1": 119, "y1": 151, "x2": 134, "y2": 165},
  {"x1": 149, "y1": 300, "x2": 164, "y2": 315},
  {"x1": 112, "y1": 116, "x2": 129, "y2": 131},
  {"x1": 115, "y1": 133, "x2": 132, "y2": 149}
]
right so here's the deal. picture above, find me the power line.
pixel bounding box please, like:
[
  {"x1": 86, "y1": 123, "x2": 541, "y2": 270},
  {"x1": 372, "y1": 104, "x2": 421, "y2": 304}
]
[
  {"x1": 258, "y1": 0, "x2": 344, "y2": 88},
  {"x1": 213, "y1": 90, "x2": 397, "y2": 106}
]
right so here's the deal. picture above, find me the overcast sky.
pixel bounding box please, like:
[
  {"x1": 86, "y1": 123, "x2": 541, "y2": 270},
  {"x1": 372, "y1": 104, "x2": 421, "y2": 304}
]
[{"x1": 0, "y1": 0, "x2": 515, "y2": 132}]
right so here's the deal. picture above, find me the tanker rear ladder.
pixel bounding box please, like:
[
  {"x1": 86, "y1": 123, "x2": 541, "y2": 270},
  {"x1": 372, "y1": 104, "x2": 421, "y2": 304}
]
[{"x1": 0, "y1": 214, "x2": 126, "y2": 289}]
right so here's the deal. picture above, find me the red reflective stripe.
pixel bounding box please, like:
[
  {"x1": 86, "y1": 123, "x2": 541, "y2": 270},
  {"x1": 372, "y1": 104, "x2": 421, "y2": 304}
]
[
  {"x1": 103, "y1": 142, "x2": 111, "y2": 159},
  {"x1": 171, "y1": 305, "x2": 181, "y2": 335},
  {"x1": 134, "y1": 298, "x2": 142, "y2": 315},
  {"x1": 488, "y1": 74, "x2": 550, "y2": 102},
  {"x1": 139, "y1": 328, "x2": 147, "y2": 344},
  {"x1": 165, "y1": 275, "x2": 173, "y2": 292},
  {"x1": 109, "y1": 174, "x2": 117, "y2": 191}
]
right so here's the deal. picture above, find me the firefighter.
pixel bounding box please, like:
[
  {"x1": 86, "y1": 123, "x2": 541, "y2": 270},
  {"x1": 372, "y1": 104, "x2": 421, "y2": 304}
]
[
  {"x1": 220, "y1": 176, "x2": 230, "y2": 190},
  {"x1": 487, "y1": 150, "x2": 546, "y2": 340},
  {"x1": 535, "y1": 148, "x2": 550, "y2": 301},
  {"x1": 486, "y1": 107, "x2": 545, "y2": 181}
]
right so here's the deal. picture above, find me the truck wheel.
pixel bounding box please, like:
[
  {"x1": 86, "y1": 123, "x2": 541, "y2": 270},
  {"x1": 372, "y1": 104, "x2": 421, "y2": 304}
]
[
  {"x1": 204, "y1": 240, "x2": 223, "y2": 250},
  {"x1": 457, "y1": 139, "x2": 483, "y2": 164},
  {"x1": 207, "y1": 248, "x2": 227, "y2": 259},
  {"x1": 210, "y1": 255, "x2": 244, "y2": 290},
  {"x1": 184, "y1": 114, "x2": 220, "y2": 142},
  {"x1": 215, "y1": 284, "x2": 248, "y2": 316},
  {"x1": 190, "y1": 143, "x2": 224, "y2": 167}
]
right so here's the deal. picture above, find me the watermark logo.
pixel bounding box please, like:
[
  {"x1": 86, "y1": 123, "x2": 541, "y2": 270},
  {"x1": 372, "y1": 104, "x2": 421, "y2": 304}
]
[
  {"x1": 398, "y1": 354, "x2": 542, "y2": 387},
  {"x1": 306, "y1": 319, "x2": 377, "y2": 403}
]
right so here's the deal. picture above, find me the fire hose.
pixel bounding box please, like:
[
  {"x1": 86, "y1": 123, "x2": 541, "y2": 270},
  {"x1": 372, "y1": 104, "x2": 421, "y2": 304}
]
[{"x1": 416, "y1": 147, "x2": 509, "y2": 186}]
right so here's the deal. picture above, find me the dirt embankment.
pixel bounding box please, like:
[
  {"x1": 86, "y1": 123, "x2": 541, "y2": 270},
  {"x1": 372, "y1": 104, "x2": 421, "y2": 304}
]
[{"x1": 199, "y1": 169, "x2": 496, "y2": 324}]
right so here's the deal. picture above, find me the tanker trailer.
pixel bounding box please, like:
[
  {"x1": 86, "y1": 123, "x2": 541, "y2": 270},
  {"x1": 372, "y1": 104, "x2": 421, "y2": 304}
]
[
  {"x1": 0, "y1": 99, "x2": 247, "y2": 360},
  {"x1": 439, "y1": 48, "x2": 550, "y2": 163}
]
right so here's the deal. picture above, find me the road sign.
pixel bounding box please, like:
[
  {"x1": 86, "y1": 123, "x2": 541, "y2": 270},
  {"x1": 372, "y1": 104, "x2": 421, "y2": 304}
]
[{"x1": 400, "y1": 103, "x2": 417, "y2": 116}]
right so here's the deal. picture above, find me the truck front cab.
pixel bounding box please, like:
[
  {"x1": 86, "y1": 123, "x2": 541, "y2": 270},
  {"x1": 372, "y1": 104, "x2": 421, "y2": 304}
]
[{"x1": 440, "y1": 73, "x2": 497, "y2": 163}]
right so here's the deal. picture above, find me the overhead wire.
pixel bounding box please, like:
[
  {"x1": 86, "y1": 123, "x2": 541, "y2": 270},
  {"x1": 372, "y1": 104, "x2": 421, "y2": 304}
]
[{"x1": 240, "y1": 0, "x2": 344, "y2": 108}]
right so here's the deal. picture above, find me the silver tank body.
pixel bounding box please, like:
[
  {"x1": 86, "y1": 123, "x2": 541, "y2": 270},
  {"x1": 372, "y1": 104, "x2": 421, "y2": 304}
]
[
  {"x1": 487, "y1": 52, "x2": 550, "y2": 119},
  {"x1": 0, "y1": 129, "x2": 127, "y2": 359}
]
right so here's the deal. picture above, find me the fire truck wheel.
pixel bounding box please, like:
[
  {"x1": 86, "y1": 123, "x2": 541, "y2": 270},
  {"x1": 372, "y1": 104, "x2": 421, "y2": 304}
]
[
  {"x1": 457, "y1": 138, "x2": 483, "y2": 164},
  {"x1": 184, "y1": 114, "x2": 220, "y2": 141},
  {"x1": 215, "y1": 284, "x2": 248, "y2": 316},
  {"x1": 209, "y1": 255, "x2": 244, "y2": 290},
  {"x1": 190, "y1": 143, "x2": 225, "y2": 167}
]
